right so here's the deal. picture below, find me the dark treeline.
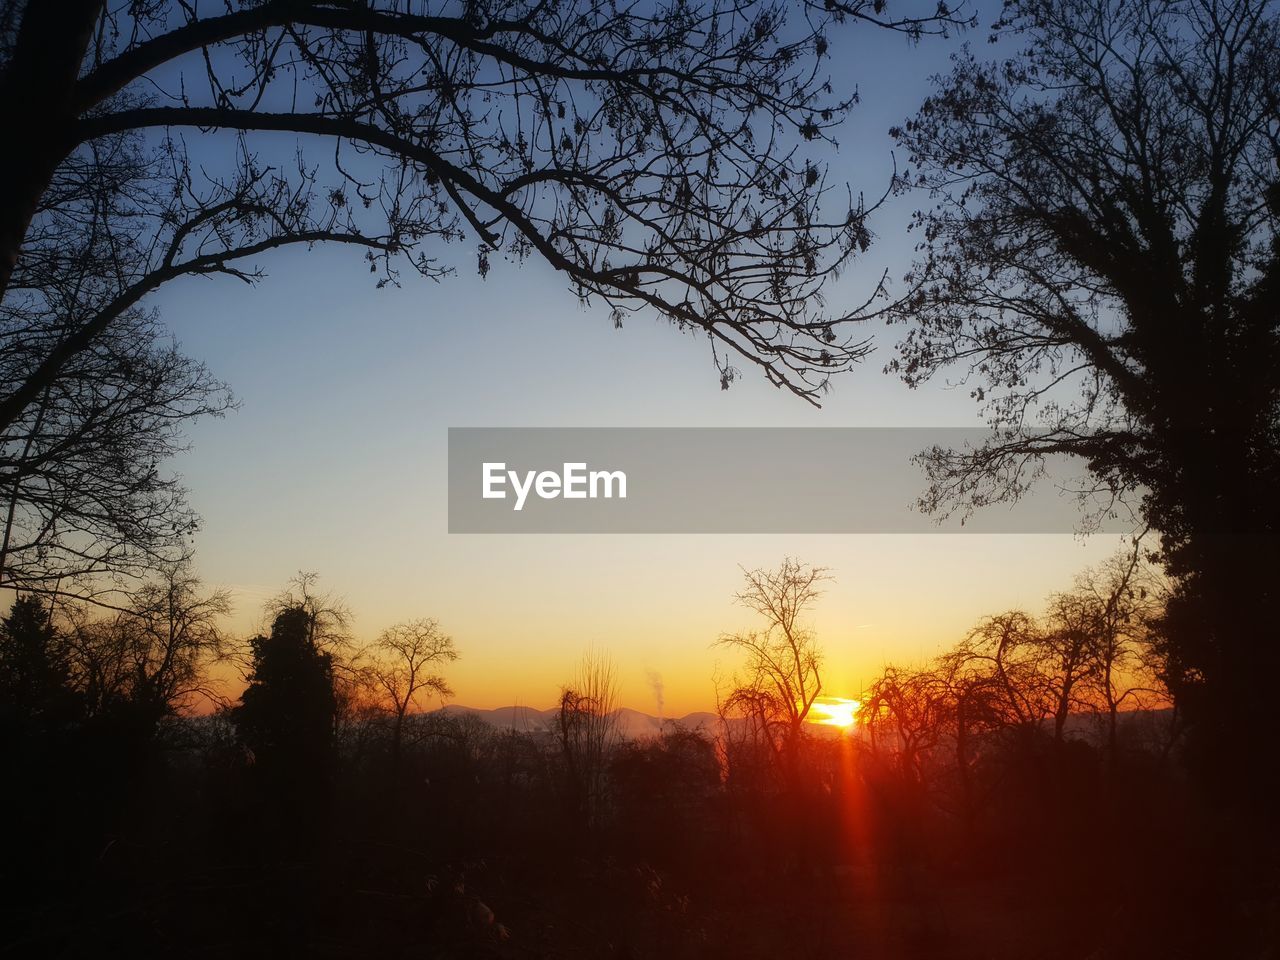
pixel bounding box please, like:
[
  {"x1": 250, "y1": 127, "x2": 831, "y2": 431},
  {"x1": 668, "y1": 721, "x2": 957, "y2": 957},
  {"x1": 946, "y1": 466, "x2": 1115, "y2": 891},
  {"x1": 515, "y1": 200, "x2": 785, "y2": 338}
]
[{"x1": 0, "y1": 556, "x2": 1254, "y2": 959}]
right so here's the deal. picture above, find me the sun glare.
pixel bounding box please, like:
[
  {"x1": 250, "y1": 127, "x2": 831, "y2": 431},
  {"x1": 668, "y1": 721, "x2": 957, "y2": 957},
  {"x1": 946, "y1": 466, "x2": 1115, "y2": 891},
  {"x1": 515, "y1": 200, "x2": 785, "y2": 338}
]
[{"x1": 808, "y1": 696, "x2": 861, "y2": 728}]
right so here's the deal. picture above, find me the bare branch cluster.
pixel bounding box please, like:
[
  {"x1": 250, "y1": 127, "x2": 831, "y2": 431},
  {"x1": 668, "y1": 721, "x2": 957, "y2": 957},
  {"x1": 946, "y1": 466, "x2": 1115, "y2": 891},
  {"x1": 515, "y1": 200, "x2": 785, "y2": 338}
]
[
  {"x1": 716, "y1": 557, "x2": 829, "y2": 778},
  {"x1": 883, "y1": 0, "x2": 1280, "y2": 544},
  {"x1": 863, "y1": 547, "x2": 1173, "y2": 805}
]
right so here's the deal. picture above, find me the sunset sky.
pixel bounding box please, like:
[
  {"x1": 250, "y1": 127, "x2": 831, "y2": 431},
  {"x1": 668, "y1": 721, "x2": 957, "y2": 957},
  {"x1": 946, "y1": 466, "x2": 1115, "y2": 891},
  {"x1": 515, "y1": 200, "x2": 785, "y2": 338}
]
[{"x1": 145, "y1": 1, "x2": 1134, "y2": 716}]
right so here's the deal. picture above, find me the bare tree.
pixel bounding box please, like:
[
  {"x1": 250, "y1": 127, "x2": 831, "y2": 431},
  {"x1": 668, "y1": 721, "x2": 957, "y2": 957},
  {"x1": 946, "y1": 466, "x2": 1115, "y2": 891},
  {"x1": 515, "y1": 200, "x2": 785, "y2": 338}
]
[
  {"x1": 885, "y1": 0, "x2": 1280, "y2": 777},
  {"x1": 365, "y1": 618, "x2": 458, "y2": 766},
  {"x1": 931, "y1": 657, "x2": 1009, "y2": 815},
  {"x1": 1061, "y1": 547, "x2": 1170, "y2": 762},
  {"x1": 0, "y1": 0, "x2": 973, "y2": 435},
  {"x1": 715, "y1": 558, "x2": 828, "y2": 781},
  {"x1": 0, "y1": 304, "x2": 232, "y2": 602},
  {"x1": 0, "y1": 95, "x2": 240, "y2": 602},
  {"x1": 556, "y1": 647, "x2": 619, "y2": 828},
  {"x1": 862, "y1": 664, "x2": 951, "y2": 785},
  {"x1": 1038, "y1": 597, "x2": 1101, "y2": 745},
  {"x1": 265, "y1": 571, "x2": 352, "y2": 653},
  {"x1": 933, "y1": 553, "x2": 1171, "y2": 764},
  {"x1": 814, "y1": 0, "x2": 973, "y2": 38},
  {"x1": 943, "y1": 611, "x2": 1054, "y2": 737},
  {"x1": 64, "y1": 562, "x2": 231, "y2": 724},
  {"x1": 0, "y1": 0, "x2": 970, "y2": 603}
]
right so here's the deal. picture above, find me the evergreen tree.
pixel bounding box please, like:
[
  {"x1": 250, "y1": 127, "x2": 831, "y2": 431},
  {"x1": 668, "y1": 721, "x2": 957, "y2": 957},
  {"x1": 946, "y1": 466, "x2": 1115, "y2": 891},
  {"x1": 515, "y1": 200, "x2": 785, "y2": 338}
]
[{"x1": 234, "y1": 606, "x2": 337, "y2": 791}]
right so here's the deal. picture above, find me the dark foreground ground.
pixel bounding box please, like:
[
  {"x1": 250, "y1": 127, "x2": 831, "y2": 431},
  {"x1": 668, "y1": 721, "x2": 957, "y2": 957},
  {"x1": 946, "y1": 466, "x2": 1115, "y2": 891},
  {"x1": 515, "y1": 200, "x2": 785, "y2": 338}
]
[{"x1": 3, "y1": 721, "x2": 1275, "y2": 959}]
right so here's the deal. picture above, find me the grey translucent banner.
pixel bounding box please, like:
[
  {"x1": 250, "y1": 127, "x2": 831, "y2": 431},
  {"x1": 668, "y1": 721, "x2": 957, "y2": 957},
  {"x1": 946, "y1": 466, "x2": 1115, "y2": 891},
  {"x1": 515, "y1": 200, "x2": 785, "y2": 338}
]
[{"x1": 447, "y1": 428, "x2": 1133, "y2": 534}]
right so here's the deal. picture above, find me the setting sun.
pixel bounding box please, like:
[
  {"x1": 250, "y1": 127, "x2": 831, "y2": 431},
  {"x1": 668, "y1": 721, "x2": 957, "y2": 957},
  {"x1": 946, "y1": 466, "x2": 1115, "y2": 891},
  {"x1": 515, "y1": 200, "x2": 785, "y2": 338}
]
[{"x1": 807, "y1": 696, "x2": 862, "y2": 728}]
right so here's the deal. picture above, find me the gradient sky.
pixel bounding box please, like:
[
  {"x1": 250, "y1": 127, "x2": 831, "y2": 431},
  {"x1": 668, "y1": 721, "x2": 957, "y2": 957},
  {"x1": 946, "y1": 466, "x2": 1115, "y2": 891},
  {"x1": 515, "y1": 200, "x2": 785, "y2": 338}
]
[{"x1": 144, "y1": 1, "x2": 1133, "y2": 716}]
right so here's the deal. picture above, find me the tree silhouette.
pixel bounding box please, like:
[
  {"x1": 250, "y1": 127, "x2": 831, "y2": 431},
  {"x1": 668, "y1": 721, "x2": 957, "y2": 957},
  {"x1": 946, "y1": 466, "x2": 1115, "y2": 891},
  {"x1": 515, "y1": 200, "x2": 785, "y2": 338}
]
[
  {"x1": 863, "y1": 664, "x2": 951, "y2": 785},
  {"x1": 0, "y1": 595, "x2": 80, "y2": 740},
  {"x1": 234, "y1": 605, "x2": 337, "y2": 792},
  {"x1": 60, "y1": 564, "x2": 231, "y2": 737},
  {"x1": 935, "y1": 618, "x2": 1034, "y2": 719},
  {"x1": 0, "y1": 596, "x2": 91, "y2": 903},
  {"x1": 0, "y1": 306, "x2": 231, "y2": 600},
  {"x1": 716, "y1": 558, "x2": 828, "y2": 783},
  {"x1": 266, "y1": 572, "x2": 352, "y2": 652},
  {"x1": 0, "y1": 557, "x2": 1239, "y2": 957},
  {"x1": 1053, "y1": 548, "x2": 1167, "y2": 763},
  {"x1": 365, "y1": 617, "x2": 458, "y2": 769},
  {"x1": 886, "y1": 0, "x2": 1280, "y2": 782},
  {"x1": 0, "y1": 0, "x2": 974, "y2": 432},
  {"x1": 555, "y1": 648, "x2": 619, "y2": 830}
]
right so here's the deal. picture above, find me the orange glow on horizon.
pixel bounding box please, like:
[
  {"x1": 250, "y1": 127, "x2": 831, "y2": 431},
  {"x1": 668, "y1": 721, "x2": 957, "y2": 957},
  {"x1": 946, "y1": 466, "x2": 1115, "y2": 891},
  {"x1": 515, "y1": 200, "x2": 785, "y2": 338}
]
[{"x1": 807, "y1": 696, "x2": 861, "y2": 728}]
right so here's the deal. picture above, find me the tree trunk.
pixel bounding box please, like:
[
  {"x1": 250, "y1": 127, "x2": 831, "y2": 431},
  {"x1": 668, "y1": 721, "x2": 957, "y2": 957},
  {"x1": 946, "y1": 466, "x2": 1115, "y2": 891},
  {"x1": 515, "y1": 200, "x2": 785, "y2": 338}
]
[
  {"x1": 954, "y1": 702, "x2": 973, "y2": 823},
  {"x1": 0, "y1": 1, "x2": 102, "y2": 298},
  {"x1": 390, "y1": 707, "x2": 405, "y2": 772}
]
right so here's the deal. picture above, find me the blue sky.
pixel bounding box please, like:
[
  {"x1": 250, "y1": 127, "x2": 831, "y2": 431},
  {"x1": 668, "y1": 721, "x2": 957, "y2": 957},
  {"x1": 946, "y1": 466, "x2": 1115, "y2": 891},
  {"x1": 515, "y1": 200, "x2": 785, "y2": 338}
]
[{"x1": 145, "y1": 1, "x2": 1133, "y2": 713}]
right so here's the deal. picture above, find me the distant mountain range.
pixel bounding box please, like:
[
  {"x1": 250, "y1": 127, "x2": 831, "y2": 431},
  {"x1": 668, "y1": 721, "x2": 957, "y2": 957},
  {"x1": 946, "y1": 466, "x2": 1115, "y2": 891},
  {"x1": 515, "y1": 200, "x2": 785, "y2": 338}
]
[
  {"x1": 437, "y1": 704, "x2": 722, "y2": 739},
  {"x1": 434, "y1": 703, "x2": 1177, "y2": 745}
]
